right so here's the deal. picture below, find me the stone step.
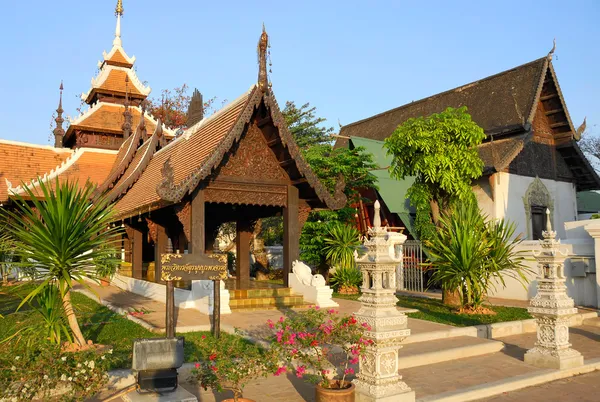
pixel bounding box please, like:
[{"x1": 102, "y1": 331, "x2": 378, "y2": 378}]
[
  {"x1": 583, "y1": 317, "x2": 600, "y2": 327},
  {"x1": 229, "y1": 295, "x2": 308, "y2": 310},
  {"x1": 398, "y1": 336, "x2": 504, "y2": 369},
  {"x1": 229, "y1": 288, "x2": 292, "y2": 299}
]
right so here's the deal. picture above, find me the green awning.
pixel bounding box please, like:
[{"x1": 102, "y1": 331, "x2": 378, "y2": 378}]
[
  {"x1": 576, "y1": 191, "x2": 600, "y2": 214},
  {"x1": 349, "y1": 136, "x2": 417, "y2": 239}
]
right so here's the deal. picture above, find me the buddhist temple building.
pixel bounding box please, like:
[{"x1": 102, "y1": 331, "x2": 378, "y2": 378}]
[{"x1": 1, "y1": 1, "x2": 345, "y2": 313}]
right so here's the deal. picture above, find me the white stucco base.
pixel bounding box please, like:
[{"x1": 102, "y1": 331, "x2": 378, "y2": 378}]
[
  {"x1": 111, "y1": 274, "x2": 231, "y2": 315},
  {"x1": 288, "y1": 273, "x2": 338, "y2": 308}
]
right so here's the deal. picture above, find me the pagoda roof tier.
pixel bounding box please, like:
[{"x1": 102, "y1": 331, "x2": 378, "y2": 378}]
[
  {"x1": 82, "y1": 66, "x2": 150, "y2": 104},
  {"x1": 110, "y1": 84, "x2": 346, "y2": 218},
  {"x1": 66, "y1": 102, "x2": 175, "y2": 139},
  {"x1": 5, "y1": 146, "x2": 118, "y2": 199},
  {"x1": 102, "y1": 45, "x2": 136, "y2": 68}
]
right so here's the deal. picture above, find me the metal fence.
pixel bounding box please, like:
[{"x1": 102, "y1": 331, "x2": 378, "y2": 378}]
[{"x1": 396, "y1": 240, "x2": 424, "y2": 292}]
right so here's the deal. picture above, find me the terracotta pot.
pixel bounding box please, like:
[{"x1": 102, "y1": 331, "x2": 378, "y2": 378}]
[
  {"x1": 315, "y1": 381, "x2": 355, "y2": 402},
  {"x1": 100, "y1": 278, "x2": 110, "y2": 287}
]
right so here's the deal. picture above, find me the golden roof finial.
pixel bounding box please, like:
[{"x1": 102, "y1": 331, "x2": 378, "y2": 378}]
[
  {"x1": 115, "y1": 0, "x2": 124, "y2": 17},
  {"x1": 257, "y1": 24, "x2": 269, "y2": 93}
]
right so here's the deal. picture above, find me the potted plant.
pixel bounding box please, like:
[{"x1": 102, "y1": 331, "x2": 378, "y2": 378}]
[
  {"x1": 329, "y1": 265, "x2": 362, "y2": 295},
  {"x1": 93, "y1": 247, "x2": 119, "y2": 287},
  {"x1": 267, "y1": 307, "x2": 371, "y2": 401},
  {"x1": 192, "y1": 332, "x2": 277, "y2": 402}
]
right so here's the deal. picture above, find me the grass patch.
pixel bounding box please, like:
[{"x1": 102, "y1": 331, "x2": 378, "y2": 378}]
[
  {"x1": 333, "y1": 291, "x2": 531, "y2": 326},
  {"x1": 0, "y1": 283, "x2": 220, "y2": 369},
  {"x1": 396, "y1": 296, "x2": 531, "y2": 326},
  {"x1": 332, "y1": 292, "x2": 361, "y2": 301}
]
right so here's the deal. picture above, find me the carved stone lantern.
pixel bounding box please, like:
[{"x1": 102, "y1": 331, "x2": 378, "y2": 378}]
[
  {"x1": 524, "y1": 209, "x2": 583, "y2": 369},
  {"x1": 353, "y1": 200, "x2": 415, "y2": 402}
]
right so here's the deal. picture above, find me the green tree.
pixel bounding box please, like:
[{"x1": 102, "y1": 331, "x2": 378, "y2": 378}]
[
  {"x1": 384, "y1": 106, "x2": 486, "y2": 240},
  {"x1": 283, "y1": 101, "x2": 334, "y2": 149},
  {"x1": 3, "y1": 179, "x2": 121, "y2": 346}
]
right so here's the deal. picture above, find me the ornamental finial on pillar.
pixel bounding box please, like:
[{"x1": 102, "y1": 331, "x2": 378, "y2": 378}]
[
  {"x1": 257, "y1": 24, "x2": 269, "y2": 93},
  {"x1": 53, "y1": 81, "x2": 65, "y2": 148}
]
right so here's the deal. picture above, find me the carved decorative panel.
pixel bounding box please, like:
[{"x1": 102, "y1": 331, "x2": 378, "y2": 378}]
[
  {"x1": 218, "y1": 124, "x2": 289, "y2": 182},
  {"x1": 204, "y1": 181, "x2": 287, "y2": 207},
  {"x1": 175, "y1": 202, "x2": 191, "y2": 241},
  {"x1": 146, "y1": 218, "x2": 157, "y2": 244},
  {"x1": 299, "y1": 203, "x2": 311, "y2": 229}
]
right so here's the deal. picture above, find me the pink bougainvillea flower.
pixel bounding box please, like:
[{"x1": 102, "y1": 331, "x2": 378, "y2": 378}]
[
  {"x1": 267, "y1": 319, "x2": 274, "y2": 329},
  {"x1": 209, "y1": 353, "x2": 217, "y2": 361},
  {"x1": 195, "y1": 363, "x2": 201, "y2": 369},
  {"x1": 279, "y1": 316, "x2": 285, "y2": 323},
  {"x1": 276, "y1": 330, "x2": 284, "y2": 343},
  {"x1": 274, "y1": 366, "x2": 287, "y2": 376},
  {"x1": 211, "y1": 365, "x2": 218, "y2": 372},
  {"x1": 344, "y1": 368, "x2": 355, "y2": 375},
  {"x1": 310, "y1": 340, "x2": 319, "y2": 347},
  {"x1": 201, "y1": 335, "x2": 206, "y2": 340},
  {"x1": 327, "y1": 309, "x2": 335, "y2": 314},
  {"x1": 296, "y1": 365, "x2": 306, "y2": 378},
  {"x1": 349, "y1": 357, "x2": 359, "y2": 365}
]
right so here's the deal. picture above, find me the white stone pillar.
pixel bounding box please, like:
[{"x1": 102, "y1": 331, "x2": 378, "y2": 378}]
[
  {"x1": 584, "y1": 223, "x2": 600, "y2": 309},
  {"x1": 353, "y1": 201, "x2": 415, "y2": 402},
  {"x1": 525, "y1": 210, "x2": 583, "y2": 369}
]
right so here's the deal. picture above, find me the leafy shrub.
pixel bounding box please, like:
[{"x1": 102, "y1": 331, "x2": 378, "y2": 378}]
[
  {"x1": 323, "y1": 223, "x2": 361, "y2": 271},
  {"x1": 268, "y1": 307, "x2": 371, "y2": 389},
  {"x1": 329, "y1": 266, "x2": 362, "y2": 293},
  {"x1": 93, "y1": 247, "x2": 120, "y2": 280},
  {"x1": 426, "y1": 201, "x2": 529, "y2": 310},
  {"x1": 0, "y1": 341, "x2": 115, "y2": 401}
]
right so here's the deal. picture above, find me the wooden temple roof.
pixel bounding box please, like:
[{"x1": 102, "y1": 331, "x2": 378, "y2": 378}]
[
  {"x1": 84, "y1": 68, "x2": 149, "y2": 103},
  {"x1": 338, "y1": 53, "x2": 600, "y2": 191},
  {"x1": 6, "y1": 147, "x2": 118, "y2": 199},
  {"x1": 0, "y1": 140, "x2": 74, "y2": 202},
  {"x1": 110, "y1": 85, "x2": 346, "y2": 218}
]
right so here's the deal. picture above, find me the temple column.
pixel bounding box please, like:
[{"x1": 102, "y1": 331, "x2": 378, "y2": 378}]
[
  {"x1": 190, "y1": 190, "x2": 205, "y2": 254},
  {"x1": 283, "y1": 185, "x2": 299, "y2": 287},
  {"x1": 128, "y1": 225, "x2": 143, "y2": 280},
  {"x1": 236, "y1": 220, "x2": 252, "y2": 290}
]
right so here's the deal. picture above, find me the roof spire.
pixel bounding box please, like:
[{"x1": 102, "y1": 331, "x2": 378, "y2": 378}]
[
  {"x1": 187, "y1": 88, "x2": 204, "y2": 127},
  {"x1": 53, "y1": 81, "x2": 65, "y2": 148},
  {"x1": 122, "y1": 76, "x2": 132, "y2": 139},
  {"x1": 114, "y1": 0, "x2": 124, "y2": 47},
  {"x1": 548, "y1": 38, "x2": 556, "y2": 60},
  {"x1": 257, "y1": 24, "x2": 269, "y2": 93}
]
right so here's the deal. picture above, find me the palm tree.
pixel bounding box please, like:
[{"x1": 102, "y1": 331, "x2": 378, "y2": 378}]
[{"x1": 3, "y1": 178, "x2": 121, "y2": 346}]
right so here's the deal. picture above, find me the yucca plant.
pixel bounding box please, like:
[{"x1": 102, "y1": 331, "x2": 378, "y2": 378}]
[
  {"x1": 329, "y1": 265, "x2": 363, "y2": 294},
  {"x1": 323, "y1": 223, "x2": 361, "y2": 271},
  {"x1": 426, "y1": 200, "x2": 529, "y2": 311},
  {"x1": 2, "y1": 178, "x2": 121, "y2": 347}
]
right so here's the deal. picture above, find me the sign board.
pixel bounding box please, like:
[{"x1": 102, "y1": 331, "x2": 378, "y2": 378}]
[{"x1": 160, "y1": 253, "x2": 227, "y2": 282}]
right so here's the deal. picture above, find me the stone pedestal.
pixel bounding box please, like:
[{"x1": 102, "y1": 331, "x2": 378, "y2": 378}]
[
  {"x1": 123, "y1": 387, "x2": 198, "y2": 402},
  {"x1": 525, "y1": 210, "x2": 583, "y2": 370},
  {"x1": 353, "y1": 201, "x2": 415, "y2": 402}
]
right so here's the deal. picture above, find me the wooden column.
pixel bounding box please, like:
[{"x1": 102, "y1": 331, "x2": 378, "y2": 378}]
[
  {"x1": 283, "y1": 185, "x2": 299, "y2": 287},
  {"x1": 190, "y1": 190, "x2": 205, "y2": 254},
  {"x1": 236, "y1": 220, "x2": 252, "y2": 290},
  {"x1": 129, "y1": 226, "x2": 143, "y2": 280},
  {"x1": 154, "y1": 224, "x2": 168, "y2": 283}
]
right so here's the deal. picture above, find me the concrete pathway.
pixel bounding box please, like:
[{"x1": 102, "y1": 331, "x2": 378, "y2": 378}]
[
  {"x1": 475, "y1": 369, "x2": 600, "y2": 402},
  {"x1": 76, "y1": 282, "x2": 451, "y2": 336}
]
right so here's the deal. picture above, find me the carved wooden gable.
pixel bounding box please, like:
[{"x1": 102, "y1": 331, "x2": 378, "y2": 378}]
[
  {"x1": 205, "y1": 123, "x2": 290, "y2": 207},
  {"x1": 217, "y1": 124, "x2": 289, "y2": 182}
]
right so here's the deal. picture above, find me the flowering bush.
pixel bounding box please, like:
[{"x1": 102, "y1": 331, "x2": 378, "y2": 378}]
[
  {"x1": 0, "y1": 341, "x2": 115, "y2": 401},
  {"x1": 191, "y1": 332, "x2": 277, "y2": 402},
  {"x1": 267, "y1": 307, "x2": 371, "y2": 389}
]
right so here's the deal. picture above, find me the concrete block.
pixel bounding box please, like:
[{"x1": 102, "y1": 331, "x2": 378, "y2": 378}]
[{"x1": 123, "y1": 387, "x2": 197, "y2": 402}]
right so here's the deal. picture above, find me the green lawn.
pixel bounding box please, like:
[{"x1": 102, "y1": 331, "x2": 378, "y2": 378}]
[
  {"x1": 0, "y1": 283, "x2": 216, "y2": 369},
  {"x1": 333, "y1": 292, "x2": 531, "y2": 327}
]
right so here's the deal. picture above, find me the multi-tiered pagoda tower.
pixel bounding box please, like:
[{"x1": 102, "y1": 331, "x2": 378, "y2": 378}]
[{"x1": 60, "y1": 0, "x2": 174, "y2": 150}]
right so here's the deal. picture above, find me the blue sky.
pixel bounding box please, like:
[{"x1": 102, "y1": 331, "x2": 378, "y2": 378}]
[{"x1": 0, "y1": 0, "x2": 598, "y2": 145}]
